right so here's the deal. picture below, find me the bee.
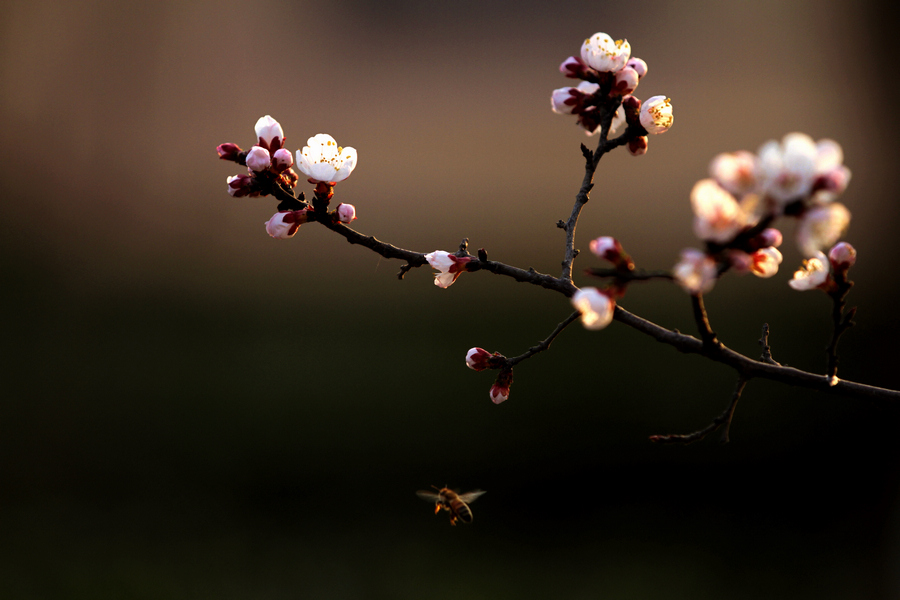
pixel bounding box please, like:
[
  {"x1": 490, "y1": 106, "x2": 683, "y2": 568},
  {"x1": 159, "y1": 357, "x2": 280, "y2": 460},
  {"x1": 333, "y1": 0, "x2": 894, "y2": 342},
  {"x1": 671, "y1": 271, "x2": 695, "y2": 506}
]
[{"x1": 416, "y1": 486, "x2": 486, "y2": 526}]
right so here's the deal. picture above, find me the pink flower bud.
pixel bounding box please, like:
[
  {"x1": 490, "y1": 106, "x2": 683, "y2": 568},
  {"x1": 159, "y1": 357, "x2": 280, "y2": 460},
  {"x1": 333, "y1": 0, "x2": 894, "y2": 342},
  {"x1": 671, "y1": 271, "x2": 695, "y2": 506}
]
[
  {"x1": 336, "y1": 203, "x2": 357, "y2": 223},
  {"x1": 627, "y1": 136, "x2": 648, "y2": 156},
  {"x1": 466, "y1": 347, "x2": 492, "y2": 371},
  {"x1": 551, "y1": 87, "x2": 580, "y2": 115},
  {"x1": 489, "y1": 383, "x2": 510, "y2": 404},
  {"x1": 640, "y1": 96, "x2": 673, "y2": 134},
  {"x1": 626, "y1": 57, "x2": 648, "y2": 78},
  {"x1": 588, "y1": 236, "x2": 634, "y2": 269},
  {"x1": 559, "y1": 55, "x2": 590, "y2": 79},
  {"x1": 265, "y1": 209, "x2": 308, "y2": 239},
  {"x1": 245, "y1": 146, "x2": 272, "y2": 172},
  {"x1": 571, "y1": 287, "x2": 615, "y2": 330},
  {"x1": 611, "y1": 67, "x2": 639, "y2": 96},
  {"x1": 254, "y1": 115, "x2": 284, "y2": 151},
  {"x1": 217, "y1": 143, "x2": 243, "y2": 161},
  {"x1": 828, "y1": 241, "x2": 857, "y2": 269},
  {"x1": 757, "y1": 228, "x2": 783, "y2": 249},
  {"x1": 272, "y1": 148, "x2": 293, "y2": 172},
  {"x1": 226, "y1": 173, "x2": 255, "y2": 197}
]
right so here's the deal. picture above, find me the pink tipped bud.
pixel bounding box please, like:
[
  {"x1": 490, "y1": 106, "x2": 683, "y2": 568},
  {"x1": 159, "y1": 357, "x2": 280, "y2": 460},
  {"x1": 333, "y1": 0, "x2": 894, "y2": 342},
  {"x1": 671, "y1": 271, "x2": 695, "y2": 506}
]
[
  {"x1": 425, "y1": 251, "x2": 473, "y2": 289},
  {"x1": 749, "y1": 247, "x2": 783, "y2": 278},
  {"x1": 245, "y1": 146, "x2": 272, "y2": 172},
  {"x1": 264, "y1": 209, "x2": 308, "y2": 239},
  {"x1": 217, "y1": 143, "x2": 243, "y2": 161},
  {"x1": 611, "y1": 67, "x2": 639, "y2": 96},
  {"x1": 559, "y1": 55, "x2": 590, "y2": 79},
  {"x1": 489, "y1": 368, "x2": 513, "y2": 404},
  {"x1": 627, "y1": 136, "x2": 648, "y2": 156},
  {"x1": 466, "y1": 347, "x2": 492, "y2": 371},
  {"x1": 626, "y1": 57, "x2": 648, "y2": 78},
  {"x1": 828, "y1": 241, "x2": 857, "y2": 269},
  {"x1": 336, "y1": 203, "x2": 357, "y2": 224},
  {"x1": 254, "y1": 115, "x2": 284, "y2": 151},
  {"x1": 758, "y1": 228, "x2": 783, "y2": 249},
  {"x1": 226, "y1": 173, "x2": 255, "y2": 197},
  {"x1": 272, "y1": 148, "x2": 294, "y2": 172},
  {"x1": 589, "y1": 236, "x2": 634, "y2": 270},
  {"x1": 622, "y1": 95, "x2": 642, "y2": 125}
]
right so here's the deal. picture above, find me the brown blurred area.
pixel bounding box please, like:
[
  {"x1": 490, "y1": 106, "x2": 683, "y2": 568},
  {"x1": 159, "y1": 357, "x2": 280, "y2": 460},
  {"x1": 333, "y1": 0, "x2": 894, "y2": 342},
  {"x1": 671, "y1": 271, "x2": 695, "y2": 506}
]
[{"x1": 2, "y1": 0, "x2": 900, "y2": 598}]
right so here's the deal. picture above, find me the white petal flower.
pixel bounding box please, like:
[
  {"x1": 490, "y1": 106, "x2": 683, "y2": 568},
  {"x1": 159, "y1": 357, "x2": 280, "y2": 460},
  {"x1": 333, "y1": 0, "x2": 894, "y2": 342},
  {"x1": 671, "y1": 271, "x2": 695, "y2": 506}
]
[
  {"x1": 254, "y1": 115, "x2": 284, "y2": 149},
  {"x1": 639, "y1": 96, "x2": 673, "y2": 134},
  {"x1": 571, "y1": 287, "x2": 615, "y2": 330},
  {"x1": 756, "y1": 133, "x2": 818, "y2": 205},
  {"x1": 296, "y1": 134, "x2": 358, "y2": 183},
  {"x1": 673, "y1": 249, "x2": 718, "y2": 295},
  {"x1": 691, "y1": 179, "x2": 747, "y2": 243},
  {"x1": 789, "y1": 252, "x2": 830, "y2": 291},
  {"x1": 580, "y1": 32, "x2": 631, "y2": 73},
  {"x1": 796, "y1": 203, "x2": 850, "y2": 257}
]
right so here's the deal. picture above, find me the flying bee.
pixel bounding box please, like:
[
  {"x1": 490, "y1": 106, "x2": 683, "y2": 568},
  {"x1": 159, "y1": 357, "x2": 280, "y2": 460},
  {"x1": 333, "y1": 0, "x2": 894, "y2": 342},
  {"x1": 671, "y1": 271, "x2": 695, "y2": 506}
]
[{"x1": 416, "y1": 486, "x2": 486, "y2": 526}]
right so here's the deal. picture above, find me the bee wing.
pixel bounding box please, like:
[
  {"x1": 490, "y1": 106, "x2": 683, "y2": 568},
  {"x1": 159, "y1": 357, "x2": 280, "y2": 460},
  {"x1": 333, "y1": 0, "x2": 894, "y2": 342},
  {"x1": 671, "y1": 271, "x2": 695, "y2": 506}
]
[
  {"x1": 456, "y1": 490, "x2": 486, "y2": 504},
  {"x1": 416, "y1": 490, "x2": 441, "y2": 502}
]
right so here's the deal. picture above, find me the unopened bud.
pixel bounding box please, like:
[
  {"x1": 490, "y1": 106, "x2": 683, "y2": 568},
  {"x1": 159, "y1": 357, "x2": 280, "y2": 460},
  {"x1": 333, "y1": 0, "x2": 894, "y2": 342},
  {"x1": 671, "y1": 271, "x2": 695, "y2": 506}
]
[
  {"x1": 611, "y1": 67, "x2": 639, "y2": 96},
  {"x1": 465, "y1": 347, "x2": 492, "y2": 371},
  {"x1": 589, "y1": 236, "x2": 634, "y2": 270},
  {"x1": 489, "y1": 368, "x2": 513, "y2": 404},
  {"x1": 245, "y1": 146, "x2": 272, "y2": 172},
  {"x1": 265, "y1": 209, "x2": 308, "y2": 239},
  {"x1": 828, "y1": 241, "x2": 857, "y2": 269},
  {"x1": 272, "y1": 148, "x2": 293, "y2": 172},
  {"x1": 626, "y1": 57, "x2": 648, "y2": 79},
  {"x1": 627, "y1": 136, "x2": 648, "y2": 156},
  {"x1": 217, "y1": 143, "x2": 243, "y2": 161},
  {"x1": 336, "y1": 203, "x2": 357, "y2": 224},
  {"x1": 254, "y1": 115, "x2": 284, "y2": 151}
]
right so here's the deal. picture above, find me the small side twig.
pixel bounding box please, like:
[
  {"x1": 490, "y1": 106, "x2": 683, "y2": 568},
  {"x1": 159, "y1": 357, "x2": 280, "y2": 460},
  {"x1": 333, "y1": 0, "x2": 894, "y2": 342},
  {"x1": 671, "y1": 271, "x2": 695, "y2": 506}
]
[
  {"x1": 649, "y1": 377, "x2": 748, "y2": 445},
  {"x1": 825, "y1": 274, "x2": 856, "y2": 385},
  {"x1": 507, "y1": 311, "x2": 582, "y2": 366},
  {"x1": 758, "y1": 323, "x2": 780, "y2": 366},
  {"x1": 691, "y1": 293, "x2": 720, "y2": 350}
]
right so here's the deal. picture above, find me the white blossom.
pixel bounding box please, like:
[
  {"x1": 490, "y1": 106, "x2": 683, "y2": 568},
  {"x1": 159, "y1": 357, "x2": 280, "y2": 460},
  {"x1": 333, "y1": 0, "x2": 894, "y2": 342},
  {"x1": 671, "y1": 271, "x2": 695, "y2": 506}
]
[
  {"x1": 296, "y1": 134, "x2": 357, "y2": 183},
  {"x1": 788, "y1": 252, "x2": 830, "y2": 291},
  {"x1": 580, "y1": 32, "x2": 631, "y2": 73},
  {"x1": 639, "y1": 96, "x2": 673, "y2": 134},
  {"x1": 570, "y1": 287, "x2": 615, "y2": 330}
]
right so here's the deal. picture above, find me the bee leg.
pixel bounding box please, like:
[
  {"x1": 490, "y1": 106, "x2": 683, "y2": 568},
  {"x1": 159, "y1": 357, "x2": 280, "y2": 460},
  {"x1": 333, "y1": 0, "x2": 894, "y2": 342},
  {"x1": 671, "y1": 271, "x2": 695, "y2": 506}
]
[
  {"x1": 434, "y1": 505, "x2": 441, "y2": 515},
  {"x1": 449, "y1": 517, "x2": 457, "y2": 526}
]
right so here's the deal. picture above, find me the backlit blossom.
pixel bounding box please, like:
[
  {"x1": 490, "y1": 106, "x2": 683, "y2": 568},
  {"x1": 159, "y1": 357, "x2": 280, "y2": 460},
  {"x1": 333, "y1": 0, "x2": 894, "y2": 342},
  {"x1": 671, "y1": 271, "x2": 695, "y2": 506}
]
[
  {"x1": 795, "y1": 203, "x2": 850, "y2": 257},
  {"x1": 296, "y1": 134, "x2": 357, "y2": 183},
  {"x1": 749, "y1": 247, "x2": 783, "y2": 278},
  {"x1": 425, "y1": 251, "x2": 472, "y2": 289},
  {"x1": 788, "y1": 252, "x2": 830, "y2": 291},
  {"x1": 674, "y1": 249, "x2": 718, "y2": 294},
  {"x1": 691, "y1": 179, "x2": 747, "y2": 244},
  {"x1": 639, "y1": 96, "x2": 673, "y2": 134},
  {"x1": 756, "y1": 133, "x2": 818, "y2": 205},
  {"x1": 709, "y1": 151, "x2": 757, "y2": 197},
  {"x1": 580, "y1": 32, "x2": 631, "y2": 73},
  {"x1": 828, "y1": 241, "x2": 857, "y2": 269},
  {"x1": 265, "y1": 209, "x2": 308, "y2": 239},
  {"x1": 571, "y1": 287, "x2": 615, "y2": 330},
  {"x1": 254, "y1": 115, "x2": 284, "y2": 150}
]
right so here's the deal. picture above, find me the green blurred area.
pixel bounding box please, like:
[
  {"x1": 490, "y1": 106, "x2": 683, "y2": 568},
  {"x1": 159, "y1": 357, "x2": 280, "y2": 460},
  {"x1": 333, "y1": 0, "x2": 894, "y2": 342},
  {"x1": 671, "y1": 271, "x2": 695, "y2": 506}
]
[{"x1": 2, "y1": 0, "x2": 900, "y2": 598}]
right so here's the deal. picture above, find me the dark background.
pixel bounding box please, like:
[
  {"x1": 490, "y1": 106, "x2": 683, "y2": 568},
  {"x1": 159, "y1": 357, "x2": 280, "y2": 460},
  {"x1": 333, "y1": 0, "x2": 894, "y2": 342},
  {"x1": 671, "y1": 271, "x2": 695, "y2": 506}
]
[{"x1": 2, "y1": 0, "x2": 899, "y2": 598}]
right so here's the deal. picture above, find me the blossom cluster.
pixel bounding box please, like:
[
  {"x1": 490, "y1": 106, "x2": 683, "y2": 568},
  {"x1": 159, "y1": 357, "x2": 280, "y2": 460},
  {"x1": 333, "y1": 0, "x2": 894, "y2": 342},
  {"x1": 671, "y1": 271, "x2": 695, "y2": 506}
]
[
  {"x1": 674, "y1": 133, "x2": 853, "y2": 295},
  {"x1": 218, "y1": 116, "x2": 357, "y2": 239},
  {"x1": 551, "y1": 32, "x2": 673, "y2": 154}
]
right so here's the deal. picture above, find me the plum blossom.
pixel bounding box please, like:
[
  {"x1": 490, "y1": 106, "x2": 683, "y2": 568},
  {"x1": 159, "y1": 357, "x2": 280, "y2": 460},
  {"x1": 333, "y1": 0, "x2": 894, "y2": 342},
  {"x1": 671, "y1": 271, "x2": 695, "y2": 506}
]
[
  {"x1": 245, "y1": 146, "x2": 271, "y2": 172},
  {"x1": 425, "y1": 251, "x2": 472, "y2": 288},
  {"x1": 611, "y1": 67, "x2": 639, "y2": 96},
  {"x1": 255, "y1": 115, "x2": 284, "y2": 150},
  {"x1": 336, "y1": 203, "x2": 357, "y2": 223},
  {"x1": 580, "y1": 32, "x2": 631, "y2": 73},
  {"x1": 788, "y1": 252, "x2": 830, "y2": 291},
  {"x1": 626, "y1": 57, "x2": 647, "y2": 78},
  {"x1": 296, "y1": 134, "x2": 357, "y2": 183},
  {"x1": 796, "y1": 203, "x2": 850, "y2": 257},
  {"x1": 674, "y1": 249, "x2": 718, "y2": 294},
  {"x1": 756, "y1": 133, "x2": 819, "y2": 205},
  {"x1": 690, "y1": 179, "x2": 747, "y2": 244},
  {"x1": 571, "y1": 287, "x2": 615, "y2": 330},
  {"x1": 551, "y1": 81, "x2": 599, "y2": 114},
  {"x1": 828, "y1": 241, "x2": 857, "y2": 269},
  {"x1": 265, "y1": 209, "x2": 308, "y2": 239},
  {"x1": 639, "y1": 96, "x2": 673, "y2": 134},
  {"x1": 272, "y1": 148, "x2": 293, "y2": 171},
  {"x1": 489, "y1": 383, "x2": 510, "y2": 404},
  {"x1": 709, "y1": 151, "x2": 757, "y2": 197},
  {"x1": 226, "y1": 174, "x2": 256, "y2": 197}
]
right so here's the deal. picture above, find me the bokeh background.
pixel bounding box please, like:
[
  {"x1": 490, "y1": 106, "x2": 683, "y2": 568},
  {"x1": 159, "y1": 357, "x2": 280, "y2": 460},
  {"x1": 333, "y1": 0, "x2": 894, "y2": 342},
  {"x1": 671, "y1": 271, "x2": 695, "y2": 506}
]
[{"x1": 2, "y1": 0, "x2": 899, "y2": 598}]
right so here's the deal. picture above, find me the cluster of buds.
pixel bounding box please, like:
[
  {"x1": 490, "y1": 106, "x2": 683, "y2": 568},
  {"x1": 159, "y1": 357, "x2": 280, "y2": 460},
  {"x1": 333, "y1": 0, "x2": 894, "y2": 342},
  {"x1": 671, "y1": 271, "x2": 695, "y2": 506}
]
[
  {"x1": 218, "y1": 116, "x2": 358, "y2": 239},
  {"x1": 219, "y1": 116, "x2": 300, "y2": 199},
  {"x1": 674, "y1": 133, "x2": 853, "y2": 295},
  {"x1": 465, "y1": 348, "x2": 513, "y2": 404},
  {"x1": 789, "y1": 241, "x2": 857, "y2": 292},
  {"x1": 552, "y1": 32, "x2": 672, "y2": 154}
]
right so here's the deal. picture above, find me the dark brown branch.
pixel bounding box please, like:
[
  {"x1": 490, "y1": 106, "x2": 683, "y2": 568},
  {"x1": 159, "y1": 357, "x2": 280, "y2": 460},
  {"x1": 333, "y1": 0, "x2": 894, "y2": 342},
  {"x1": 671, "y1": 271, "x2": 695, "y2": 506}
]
[
  {"x1": 508, "y1": 311, "x2": 581, "y2": 366},
  {"x1": 584, "y1": 267, "x2": 673, "y2": 282},
  {"x1": 690, "y1": 293, "x2": 721, "y2": 349},
  {"x1": 758, "y1": 323, "x2": 780, "y2": 365},
  {"x1": 649, "y1": 377, "x2": 748, "y2": 444}
]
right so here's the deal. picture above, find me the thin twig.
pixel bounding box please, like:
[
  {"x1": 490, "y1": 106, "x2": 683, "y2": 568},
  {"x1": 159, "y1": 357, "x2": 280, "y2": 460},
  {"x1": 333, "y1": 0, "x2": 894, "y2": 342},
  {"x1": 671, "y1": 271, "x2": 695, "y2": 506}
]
[
  {"x1": 649, "y1": 377, "x2": 748, "y2": 444},
  {"x1": 508, "y1": 311, "x2": 582, "y2": 366},
  {"x1": 758, "y1": 323, "x2": 780, "y2": 366}
]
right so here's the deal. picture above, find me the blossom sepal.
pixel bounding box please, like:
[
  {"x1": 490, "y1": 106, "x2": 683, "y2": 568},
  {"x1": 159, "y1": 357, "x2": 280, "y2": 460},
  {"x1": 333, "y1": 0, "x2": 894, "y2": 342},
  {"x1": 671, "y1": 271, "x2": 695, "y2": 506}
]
[{"x1": 217, "y1": 143, "x2": 244, "y2": 162}]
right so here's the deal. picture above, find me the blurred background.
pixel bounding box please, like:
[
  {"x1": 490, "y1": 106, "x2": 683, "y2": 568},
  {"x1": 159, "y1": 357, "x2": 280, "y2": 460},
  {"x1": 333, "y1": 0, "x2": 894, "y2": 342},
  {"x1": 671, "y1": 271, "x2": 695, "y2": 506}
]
[{"x1": 2, "y1": 0, "x2": 899, "y2": 598}]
